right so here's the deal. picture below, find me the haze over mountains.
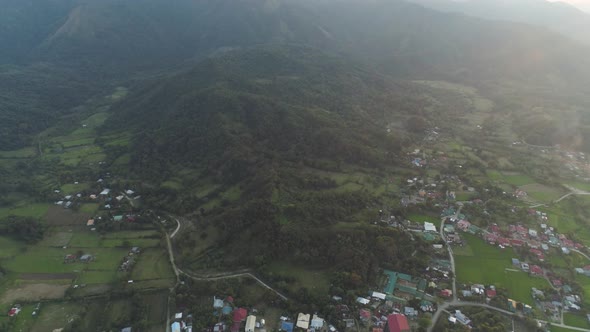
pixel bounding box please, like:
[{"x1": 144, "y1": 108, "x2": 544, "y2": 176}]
[
  {"x1": 3, "y1": 0, "x2": 590, "y2": 295},
  {"x1": 3, "y1": 0, "x2": 590, "y2": 156},
  {"x1": 405, "y1": 0, "x2": 590, "y2": 44}
]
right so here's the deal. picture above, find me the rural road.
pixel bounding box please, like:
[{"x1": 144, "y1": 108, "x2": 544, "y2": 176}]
[
  {"x1": 554, "y1": 185, "x2": 590, "y2": 203},
  {"x1": 170, "y1": 217, "x2": 181, "y2": 238},
  {"x1": 439, "y1": 205, "x2": 461, "y2": 301},
  {"x1": 162, "y1": 217, "x2": 289, "y2": 301},
  {"x1": 428, "y1": 299, "x2": 590, "y2": 332}
]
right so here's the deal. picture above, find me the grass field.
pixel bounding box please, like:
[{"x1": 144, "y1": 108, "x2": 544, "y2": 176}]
[
  {"x1": 266, "y1": 261, "x2": 330, "y2": 295},
  {"x1": 566, "y1": 181, "x2": 590, "y2": 192},
  {"x1": 564, "y1": 312, "x2": 590, "y2": 328},
  {"x1": 502, "y1": 173, "x2": 536, "y2": 186},
  {"x1": 0, "y1": 147, "x2": 37, "y2": 158},
  {"x1": 0, "y1": 203, "x2": 51, "y2": 219},
  {"x1": 520, "y1": 183, "x2": 566, "y2": 203},
  {"x1": 0, "y1": 236, "x2": 25, "y2": 259},
  {"x1": 454, "y1": 234, "x2": 548, "y2": 304},
  {"x1": 29, "y1": 302, "x2": 84, "y2": 332},
  {"x1": 131, "y1": 248, "x2": 175, "y2": 282},
  {"x1": 61, "y1": 182, "x2": 91, "y2": 194},
  {"x1": 407, "y1": 213, "x2": 440, "y2": 224},
  {"x1": 69, "y1": 232, "x2": 103, "y2": 247}
]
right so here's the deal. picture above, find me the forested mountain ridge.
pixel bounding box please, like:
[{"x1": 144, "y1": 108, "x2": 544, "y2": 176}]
[
  {"x1": 98, "y1": 46, "x2": 438, "y2": 276},
  {"x1": 3, "y1": 0, "x2": 590, "y2": 151},
  {"x1": 404, "y1": 0, "x2": 590, "y2": 45}
]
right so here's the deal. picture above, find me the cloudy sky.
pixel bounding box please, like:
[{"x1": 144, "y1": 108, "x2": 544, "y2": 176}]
[{"x1": 549, "y1": 0, "x2": 590, "y2": 12}]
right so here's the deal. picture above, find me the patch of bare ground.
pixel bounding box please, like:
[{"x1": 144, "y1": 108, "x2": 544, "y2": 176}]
[
  {"x1": 0, "y1": 283, "x2": 69, "y2": 304},
  {"x1": 44, "y1": 206, "x2": 91, "y2": 226}
]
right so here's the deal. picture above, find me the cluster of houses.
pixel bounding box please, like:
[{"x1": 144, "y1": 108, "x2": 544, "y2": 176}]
[
  {"x1": 206, "y1": 296, "x2": 269, "y2": 332},
  {"x1": 457, "y1": 284, "x2": 497, "y2": 300},
  {"x1": 52, "y1": 176, "x2": 140, "y2": 212},
  {"x1": 450, "y1": 210, "x2": 584, "y2": 259},
  {"x1": 445, "y1": 205, "x2": 589, "y2": 322},
  {"x1": 171, "y1": 312, "x2": 194, "y2": 332},
  {"x1": 350, "y1": 270, "x2": 438, "y2": 331}
]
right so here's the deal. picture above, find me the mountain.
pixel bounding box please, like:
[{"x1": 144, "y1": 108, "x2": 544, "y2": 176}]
[
  {"x1": 102, "y1": 46, "x2": 438, "y2": 274},
  {"x1": 3, "y1": 0, "x2": 590, "y2": 146},
  {"x1": 404, "y1": 0, "x2": 590, "y2": 45}
]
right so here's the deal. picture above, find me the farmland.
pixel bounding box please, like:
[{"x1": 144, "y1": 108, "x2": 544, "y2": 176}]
[{"x1": 0, "y1": 103, "x2": 174, "y2": 330}]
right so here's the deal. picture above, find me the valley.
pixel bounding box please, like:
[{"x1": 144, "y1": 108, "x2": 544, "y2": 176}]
[{"x1": 2, "y1": 1, "x2": 590, "y2": 332}]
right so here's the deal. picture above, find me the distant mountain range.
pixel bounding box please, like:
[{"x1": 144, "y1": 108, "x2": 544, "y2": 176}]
[
  {"x1": 405, "y1": 0, "x2": 590, "y2": 44},
  {"x1": 2, "y1": 0, "x2": 590, "y2": 148}
]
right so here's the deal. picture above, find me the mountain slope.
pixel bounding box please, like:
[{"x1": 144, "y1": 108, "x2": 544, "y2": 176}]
[
  {"x1": 3, "y1": 0, "x2": 590, "y2": 148},
  {"x1": 102, "y1": 47, "x2": 438, "y2": 277},
  {"x1": 404, "y1": 0, "x2": 590, "y2": 45}
]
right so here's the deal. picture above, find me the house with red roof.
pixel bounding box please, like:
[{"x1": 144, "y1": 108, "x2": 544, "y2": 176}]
[
  {"x1": 488, "y1": 224, "x2": 501, "y2": 234},
  {"x1": 498, "y1": 238, "x2": 511, "y2": 247},
  {"x1": 8, "y1": 307, "x2": 20, "y2": 317},
  {"x1": 440, "y1": 289, "x2": 453, "y2": 298},
  {"x1": 510, "y1": 239, "x2": 524, "y2": 247},
  {"x1": 552, "y1": 279, "x2": 563, "y2": 287},
  {"x1": 528, "y1": 240, "x2": 541, "y2": 249},
  {"x1": 231, "y1": 308, "x2": 248, "y2": 332},
  {"x1": 516, "y1": 225, "x2": 528, "y2": 236},
  {"x1": 563, "y1": 239, "x2": 575, "y2": 248},
  {"x1": 486, "y1": 289, "x2": 497, "y2": 298},
  {"x1": 233, "y1": 308, "x2": 247, "y2": 323},
  {"x1": 456, "y1": 220, "x2": 471, "y2": 231},
  {"x1": 386, "y1": 314, "x2": 410, "y2": 332},
  {"x1": 530, "y1": 265, "x2": 543, "y2": 276},
  {"x1": 484, "y1": 233, "x2": 498, "y2": 244}
]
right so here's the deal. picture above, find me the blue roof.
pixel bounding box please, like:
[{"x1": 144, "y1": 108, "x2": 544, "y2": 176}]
[
  {"x1": 222, "y1": 305, "x2": 232, "y2": 315},
  {"x1": 171, "y1": 322, "x2": 181, "y2": 332},
  {"x1": 281, "y1": 322, "x2": 294, "y2": 332}
]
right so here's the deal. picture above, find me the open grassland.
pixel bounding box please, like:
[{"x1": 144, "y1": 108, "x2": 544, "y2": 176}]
[
  {"x1": 564, "y1": 312, "x2": 590, "y2": 328},
  {"x1": 61, "y1": 182, "x2": 92, "y2": 194},
  {"x1": 502, "y1": 173, "x2": 536, "y2": 186},
  {"x1": 540, "y1": 199, "x2": 590, "y2": 245},
  {"x1": 0, "y1": 147, "x2": 37, "y2": 158},
  {"x1": 566, "y1": 181, "x2": 590, "y2": 192},
  {"x1": 0, "y1": 203, "x2": 50, "y2": 219},
  {"x1": 407, "y1": 213, "x2": 440, "y2": 224},
  {"x1": 130, "y1": 248, "x2": 175, "y2": 286},
  {"x1": 0, "y1": 236, "x2": 25, "y2": 259},
  {"x1": 29, "y1": 301, "x2": 84, "y2": 332},
  {"x1": 520, "y1": 183, "x2": 566, "y2": 203},
  {"x1": 265, "y1": 261, "x2": 330, "y2": 295},
  {"x1": 574, "y1": 274, "x2": 590, "y2": 308},
  {"x1": 454, "y1": 234, "x2": 548, "y2": 304}
]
